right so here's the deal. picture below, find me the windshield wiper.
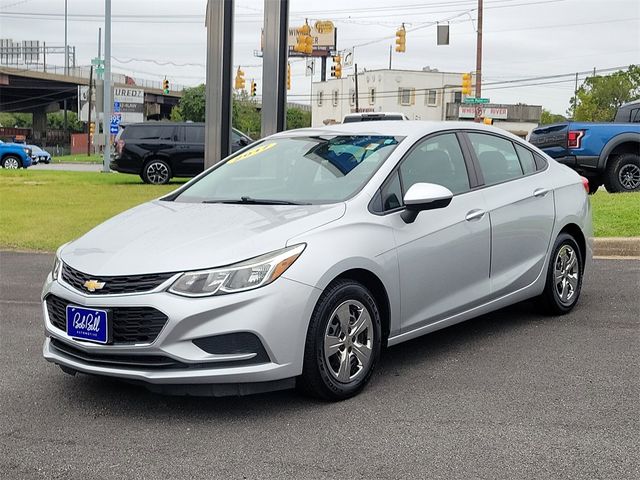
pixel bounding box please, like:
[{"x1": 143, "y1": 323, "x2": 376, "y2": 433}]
[{"x1": 203, "y1": 196, "x2": 310, "y2": 205}]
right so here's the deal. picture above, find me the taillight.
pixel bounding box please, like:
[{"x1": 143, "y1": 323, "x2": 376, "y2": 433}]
[
  {"x1": 567, "y1": 130, "x2": 584, "y2": 149},
  {"x1": 580, "y1": 176, "x2": 589, "y2": 194},
  {"x1": 116, "y1": 139, "x2": 125, "y2": 155}
]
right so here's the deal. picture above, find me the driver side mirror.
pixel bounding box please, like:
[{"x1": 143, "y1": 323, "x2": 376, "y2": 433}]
[{"x1": 401, "y1": 183, "x2": 453, "y2": 224}]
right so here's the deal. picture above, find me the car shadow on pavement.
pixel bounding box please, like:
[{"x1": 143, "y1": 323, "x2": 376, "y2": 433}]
[{"x1": 45, "y1": 298, "x2": 560, "y2": 417}]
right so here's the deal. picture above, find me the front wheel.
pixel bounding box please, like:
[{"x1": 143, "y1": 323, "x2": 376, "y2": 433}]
[
  {"x1": 539, "y1": 233, "x2": 584, "y2": 315},
  {"x1": 141, "y1": 159, "x2": 171, "y2": 185},
  {"x1": 1, "y1": 156, "x2": 22, "y2": 169},
  {"x1": 604, "y1": 153, "x2": 640, "y2": 192},
  {"x1": 298, "y1": 279, "x2": 381, "y2": 401}
]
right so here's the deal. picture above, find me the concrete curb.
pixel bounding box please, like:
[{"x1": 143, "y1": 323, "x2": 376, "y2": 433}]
[{"x1": 593, "y1": 237, "x2": 640, "y2": 257}]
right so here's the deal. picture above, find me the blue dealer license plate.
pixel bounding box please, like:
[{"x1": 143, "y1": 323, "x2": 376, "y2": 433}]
[{"x1": 66, "y1": 305, "x2": 109, "y2": 344}]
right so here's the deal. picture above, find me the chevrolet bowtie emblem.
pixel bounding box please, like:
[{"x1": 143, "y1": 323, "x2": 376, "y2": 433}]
[{"x1": 83, "y1": 279, "x2": 105, "y2": 292}]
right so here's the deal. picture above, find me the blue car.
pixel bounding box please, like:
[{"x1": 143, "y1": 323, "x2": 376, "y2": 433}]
[
  {"x1": 28, "y1": 145, "x2": 52, "y2": 164},
  {"x1": 0, "y1": 140, "x2": 32, "y2": 169}
]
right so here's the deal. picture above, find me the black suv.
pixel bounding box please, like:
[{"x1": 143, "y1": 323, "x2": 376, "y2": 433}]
[{"x1": 110, "y1": 122, "x2": 252, "y2": 184}]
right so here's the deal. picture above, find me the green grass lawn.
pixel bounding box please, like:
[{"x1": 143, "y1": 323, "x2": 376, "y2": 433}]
[
  {"x1": 590, "y1": 190, "x2": 640, "y2": 237},
  {"x1": 52, "y1": 153, "x2": 103, "y2": 164},
  {"x1": 0, "y1": 170, "x2": 186, "y2": 252},
  {"x1": 0, "y1": 170, "x2": 638, "y2": 252}
]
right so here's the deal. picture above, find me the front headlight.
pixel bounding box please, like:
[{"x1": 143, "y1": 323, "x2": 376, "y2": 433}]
[
  {"x1": 51, "y1": 256, "x2": 61, "y2": 281},
  {"x1": 168, "y1": 244, "x2": 305, "y2": 297}
]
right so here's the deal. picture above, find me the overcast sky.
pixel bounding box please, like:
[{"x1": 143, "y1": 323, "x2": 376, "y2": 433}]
[{"x1": 1, "y1": 0, "x2": 639, "y2": 114}]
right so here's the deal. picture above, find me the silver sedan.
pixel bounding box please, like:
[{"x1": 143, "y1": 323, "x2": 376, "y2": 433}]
[{"x1": 42, "y1": 121, "x2": 592, "y2": 400}]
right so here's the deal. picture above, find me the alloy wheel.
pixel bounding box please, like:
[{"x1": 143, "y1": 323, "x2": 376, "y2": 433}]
[
  {"x1": 3, "y1": 157, "x2": 20, "y2": 169},
  {"x1": 553, "y1": 245, "x2": 579, "y2": 305},
  {"x1": 323, "y1": 300, "x2": 374, "y2": 383},
  {"x1": 618, "y1": 164, "x2": 640, "y2": 190},
  {"x1": 146, "y1": 162, "x2": 169, "y2": 184}
]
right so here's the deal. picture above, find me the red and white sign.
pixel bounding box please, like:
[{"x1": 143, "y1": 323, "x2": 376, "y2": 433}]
[{"x1": 459, "y1": 106, "x2": 508, "y2": 119}]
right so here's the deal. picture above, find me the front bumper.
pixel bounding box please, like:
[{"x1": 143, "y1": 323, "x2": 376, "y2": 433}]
[{"x1": 42, "y1": 273, "x2": 321, "y2": 390}]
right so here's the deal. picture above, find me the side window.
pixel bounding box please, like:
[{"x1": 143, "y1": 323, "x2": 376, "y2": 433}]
[
  {"x1": 631, "y1": 108, "x2": 640, "y2": 123},
  {"x1": 468, "y1": 133, "x2": 523, "y2": 186},
  {"x1": 534, "y1": 153, "x2": 548, "y2": 170},
  {"x1": 380, "y1": 172, "x2": 402, "y2": 211},
  {"x1": 514, "y1": 143, "x2": 536, "y2": 174},
  {"x1": 185, "y1": 126, "x2": 204, "y2": 144},
  {"x1": 399, "y1": 133, "x2": 470, "y2": 195}
]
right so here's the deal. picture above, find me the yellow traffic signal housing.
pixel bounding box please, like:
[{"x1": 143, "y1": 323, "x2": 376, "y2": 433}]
[
  {"x1": 234, "y1": 67, "x2": 246, "y2": 90},
  {"x1": 331, "y1": 55, "x2": 342, "y2": 78},
  {"x1": 461, "y1": 73, "x2": 472, "y2": 95},
  {"x1": 162, "y1": 79, "x2": 170, "y2": 95},
  {"x1": 483, "y1": 117, "x2": 493, "y2": 125},
  {"x1": 250, "y1": 80, "x2": 257, "y2": 97},
  {"x1": 294, "y1": 22, "x2": 313, "y2": 55},
  {"x1": 287, "y1": 63, "x2": 291, "y2": 90},
  {"x1": 89, "y1": 122, "x2": 95, "y2": 135},
  {"x1": 395, "y1": 26, "x2": 406, "y2": 53}
]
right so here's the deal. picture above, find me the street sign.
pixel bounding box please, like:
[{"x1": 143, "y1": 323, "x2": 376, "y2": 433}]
[
  {"x1": 343, "y1": 48, "x2": 354, "y2": 67},
  {"x1": 464, "y1": 97, "x2": 490, "y2": 104},
  {"x1": 113, "y1": 101, "x2": 121, "y2": 113},
  {"x1": 91, "y1": 57, "x2": 103, "y2": 66},
  {"x1": 305, "y1": 58, "x2": 315, "y2": 76},
  {"x1": 110, "y1": 124, "x2": 119, "y2": 135}
]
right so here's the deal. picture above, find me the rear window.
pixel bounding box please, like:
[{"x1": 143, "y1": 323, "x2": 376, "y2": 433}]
[
  {"x1": 343, "y1": 115, "x2": 404, "y2": 123},
  {"x1": 122, "y1": 124, "x2": 174, "y2": 140}
]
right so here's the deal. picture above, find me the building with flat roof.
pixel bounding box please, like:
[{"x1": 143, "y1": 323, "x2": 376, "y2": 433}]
[{"x1": 311, "y1": 68, "x2": 541, "y2": 137}]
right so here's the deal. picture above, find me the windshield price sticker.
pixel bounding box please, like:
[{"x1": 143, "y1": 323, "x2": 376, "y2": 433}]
[{"x1": 228, "y1": 142, "x2": 277, "y2": 164}]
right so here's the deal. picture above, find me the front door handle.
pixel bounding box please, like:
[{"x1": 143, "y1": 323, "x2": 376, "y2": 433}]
[
  {"x1": 465, "y1": 209, "x2": 486, "y2": 221},
  {"x1": 533, "y1": 188, "x2": 550, "y2": 198}
]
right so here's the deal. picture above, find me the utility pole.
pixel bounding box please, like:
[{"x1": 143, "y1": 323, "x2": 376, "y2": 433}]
[
  {"x1": 103, "y1": 0, "x2": 112, "y2": 173},
  {"x1": 474, "y1": 0, "x2": 483, "y2": 122},
  {"x1": 87, "y1": 65, "x2": 93, "y2": 156},
  {"x1": 63, "y1": 0, "x2": 68, "y2": 141},
  {"x1": 389, "y1": 45, "x2": 392, "y2": 70},
  {"x1": 354, "y1": 63, "x2": 359, "y2": 113},
  {"x1": 573, "y1": 72, "x2": 578, "y2": 118}
]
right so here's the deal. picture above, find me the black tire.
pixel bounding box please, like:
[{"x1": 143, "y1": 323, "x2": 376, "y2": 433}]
[
  {"x1": 604, "y1": 152, "x2": 640, "y2": 192},
  {"x1": 1, "y1": 155, "x2": 22, "y2": 169},
  {"x1": 298, "y1": 279, "x2": 382, "y2": 401},
  {"x1": 539, "y1": 233, "x2": 584, "y2": 315},
  {"x1": 141, "y1": 159, "x2": 172, "y2": 185},
  {"x1": 587, "y1": 178, "x2": 602, "y2": 195}
]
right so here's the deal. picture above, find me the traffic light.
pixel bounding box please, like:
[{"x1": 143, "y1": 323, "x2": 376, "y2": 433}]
[
  {"x1": 461, "y1": 73, "x2": 472, "y2": 95},
  {"x1": 483, "y1": 117, "x2": 493, "y2": 125},
  {"x1": 234, "y1": 67, "x2": 245, "y2": 90},
  {"x1": 287, "y1": 62, "x2": 291, "y2": 90},
  {"x1": 293, "y1": 21, "x2": 313, "y2": 55},
  {"x1": 331, "y1": 55, "x2": 342, "y2": 79},
  {"x1": 89, "y1": 122, "x2": 95, "y2": 136},
  {"x1": 250, "y1": 80, "x2": 257, "y2": 97},
  {"x1": 162, "y1": 78, "x2": 170, "y2": 95},
  {"x1": 395, "y1": 25, "x2": 406, "y2": 53}
]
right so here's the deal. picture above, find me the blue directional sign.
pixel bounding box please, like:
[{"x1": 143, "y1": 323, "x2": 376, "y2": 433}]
[
  {"x1": 113, "y1": 101, "x2": 121, "y2": 113},
  {"x1": 110, "y1": 124, "x2": 119, "y2": 135}
]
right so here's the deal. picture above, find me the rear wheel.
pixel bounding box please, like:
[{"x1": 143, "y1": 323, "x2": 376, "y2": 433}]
[
  {"x1": 298, "y1": 279, "x2": 381, "y2": 401},
  {"x1": 1, "y1": 156, "x2": 22, "y2": 169},
  {"x1": 604, "y1": 153, "x2": 640, "y2": 192},
  {"x1": 141, "y1": 159, "x2": 171, "y2": 185},
  {"x1": 539, "y1": 233, "x2": 583, "y2": 315}
]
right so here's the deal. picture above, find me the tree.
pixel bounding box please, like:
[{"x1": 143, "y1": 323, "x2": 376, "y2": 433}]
[
  {"x1": 540, "y1": 109, "x2": 567, "y2": 125},
  {"x1": 47, "y1": 111, "x2": 84, "y2": 132},
  {"x1": 0, "y1": 112, "x2": 31, "y2": 128},
  {"x1": 286, "y1": 107, "x2": 311, "y2": 129},
  {"x1": 178, "y1": 84, "x2": 206, "y2": 122},
  {"x1": 570, "y1": 65, "x2": 640, "y2": 121}
]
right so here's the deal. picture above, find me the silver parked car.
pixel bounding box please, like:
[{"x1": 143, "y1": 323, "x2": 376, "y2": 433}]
[{"x1": 42, "y1": 121, "x2": 592, "y2": 400}]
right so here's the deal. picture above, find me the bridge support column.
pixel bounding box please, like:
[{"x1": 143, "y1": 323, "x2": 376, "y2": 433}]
[{"x1": 32, "y1": 108, "x2": 48, "y2": 146}]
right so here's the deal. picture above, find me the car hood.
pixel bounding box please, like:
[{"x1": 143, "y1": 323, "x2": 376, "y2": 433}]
[{"x1": 60, "y1": 200, "x2": 345, "y2": 275}]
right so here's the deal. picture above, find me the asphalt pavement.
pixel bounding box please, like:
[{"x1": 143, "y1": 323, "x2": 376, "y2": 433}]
[
  {"x1": 31, "y1": 163, "x2": 102, "y2": 172},
  {"x1": 1, "y1": 252, "x2": 638, "y2": 480}
]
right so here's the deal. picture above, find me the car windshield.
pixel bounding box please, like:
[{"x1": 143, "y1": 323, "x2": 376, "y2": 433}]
[
  {"x1": 31, "y1": 146, "x2": 42, "y2": 153},
  {"x1": 172, "y1": 134, "x2": 402, "y2": 204}
]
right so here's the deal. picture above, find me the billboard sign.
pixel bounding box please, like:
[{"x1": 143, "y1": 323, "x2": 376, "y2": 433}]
[{"x1": 261, "y1": 20, "x2": 335, "y2": 57}]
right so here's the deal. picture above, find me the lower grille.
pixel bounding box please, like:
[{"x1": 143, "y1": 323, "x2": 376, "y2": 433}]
[
  {"x1": 46, "y1": 294, "x2": 168, "y2": 344},
  {"x1": 50, "y1": 338, "x2": 211, "y2": 369}
]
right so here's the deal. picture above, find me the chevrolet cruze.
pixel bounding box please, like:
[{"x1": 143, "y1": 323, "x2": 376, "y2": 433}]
[{"x1": 42, "y1": 122, "x2": 592, "y2": 400}]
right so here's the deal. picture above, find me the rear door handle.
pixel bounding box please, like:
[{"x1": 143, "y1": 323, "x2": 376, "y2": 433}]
[
  {"x1": 533, "y1": 188, "x2": 550, "y2": 198},
  {"x1": 465, "y1": 209, "x2": 486, "y2": 221}
]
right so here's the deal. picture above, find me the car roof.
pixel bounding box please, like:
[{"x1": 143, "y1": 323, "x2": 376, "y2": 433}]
[{"x1": 272, "y1": 120, "x2": 522, "y2": 141}]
